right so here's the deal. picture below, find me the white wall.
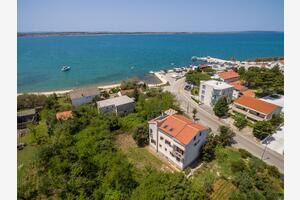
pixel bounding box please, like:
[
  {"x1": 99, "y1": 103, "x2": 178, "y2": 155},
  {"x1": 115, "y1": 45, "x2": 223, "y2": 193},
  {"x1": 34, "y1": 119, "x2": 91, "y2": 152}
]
[
  {"x1": 149, "y1": 123, "x2": 158, "y2": 150},
  {"x1": 72, "y1": 95, "x2": 97, "y2": 107},
  {"x1": 199, "y1": 82, "x2": 233, "y2": 107},
  {"x1": 183, "y1": 130, "x2": 208, "y2": 168},
  {"x1": 157, "y1": 130, "x2": 185, "y2": 169}
]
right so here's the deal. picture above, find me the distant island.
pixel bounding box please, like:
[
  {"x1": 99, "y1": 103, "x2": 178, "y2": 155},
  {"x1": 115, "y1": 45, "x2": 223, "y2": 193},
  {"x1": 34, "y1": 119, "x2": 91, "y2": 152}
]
[{"x1": 17, "y1": 31, "x2": 282, "y2": 37}]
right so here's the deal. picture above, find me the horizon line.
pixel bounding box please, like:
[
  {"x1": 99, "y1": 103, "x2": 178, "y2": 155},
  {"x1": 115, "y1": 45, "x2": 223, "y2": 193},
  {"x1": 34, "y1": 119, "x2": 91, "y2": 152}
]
[{"x1": 18, "y1": 30, "x2": 284, "y2": 34}]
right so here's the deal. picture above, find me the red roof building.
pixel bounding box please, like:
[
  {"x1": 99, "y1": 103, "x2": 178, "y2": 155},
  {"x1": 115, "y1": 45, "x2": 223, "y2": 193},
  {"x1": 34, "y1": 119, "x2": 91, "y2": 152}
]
[
  {"x1": 217, "y1": 70, "x2": 240, "y2": 83},
  {"x1": 56, "y1": 111, "x2": 73, "y2": 120},
  {"x1": 148, "y1": 113, "x2": 209, "y2": 169},
  {"x1": 232, "y1": 96, "x2": 282, "y2": 121}
]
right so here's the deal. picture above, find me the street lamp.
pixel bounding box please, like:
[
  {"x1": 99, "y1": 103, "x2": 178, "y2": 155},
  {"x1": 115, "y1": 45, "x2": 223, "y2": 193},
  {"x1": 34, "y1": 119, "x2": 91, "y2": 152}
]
[{"x1": 260, "y1": 134, "x2": 272, "y2": 160}]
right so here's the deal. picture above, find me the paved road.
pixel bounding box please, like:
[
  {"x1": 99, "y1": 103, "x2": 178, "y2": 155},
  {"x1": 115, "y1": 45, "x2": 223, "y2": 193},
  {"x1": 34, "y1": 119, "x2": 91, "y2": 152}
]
[{"x1": 163, "y1": 75, "x2": 284, "y2": 173}]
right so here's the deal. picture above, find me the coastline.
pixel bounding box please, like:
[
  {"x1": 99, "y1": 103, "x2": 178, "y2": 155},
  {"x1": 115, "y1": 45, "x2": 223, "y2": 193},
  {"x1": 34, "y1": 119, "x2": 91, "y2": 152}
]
[
  {"x1": 17, "y1": 70, "x2": 170, "y2": 96},
  {"x1": 17, "y1": 83, "x2": 122, "y2": 96}
]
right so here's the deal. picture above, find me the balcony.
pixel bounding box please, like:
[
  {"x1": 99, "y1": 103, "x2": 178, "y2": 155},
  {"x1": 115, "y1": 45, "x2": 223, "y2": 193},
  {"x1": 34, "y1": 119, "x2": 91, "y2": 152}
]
[{"x1": 231, "y1": 105, "x2": 265, "y2": 121}]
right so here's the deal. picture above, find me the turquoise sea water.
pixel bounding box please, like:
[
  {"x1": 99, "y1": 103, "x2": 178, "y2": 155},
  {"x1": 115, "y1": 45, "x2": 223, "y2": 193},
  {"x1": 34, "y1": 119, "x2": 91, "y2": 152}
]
[{"x1": 18, "y1": 32, "x2": 284, "y2": 92}]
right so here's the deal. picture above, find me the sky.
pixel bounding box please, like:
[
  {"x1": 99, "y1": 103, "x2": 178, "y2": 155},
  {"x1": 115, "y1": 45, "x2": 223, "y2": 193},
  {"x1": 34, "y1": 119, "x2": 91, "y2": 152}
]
[{"x1": 18, "y1": 0, "x2": 284, "y2": 32}]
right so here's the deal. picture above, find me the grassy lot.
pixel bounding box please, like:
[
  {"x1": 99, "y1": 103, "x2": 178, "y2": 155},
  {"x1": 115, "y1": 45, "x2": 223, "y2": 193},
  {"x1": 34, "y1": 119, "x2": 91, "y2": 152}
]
[
  {"x1": 114, "y1": 133, "x2": 174, "y2": 181},
  {"x1": 211, "y1": 179, "x2": 236, "y2": 200},
  {"x1": 17, "y1": 133, "x2": 40, "y2": 187}
]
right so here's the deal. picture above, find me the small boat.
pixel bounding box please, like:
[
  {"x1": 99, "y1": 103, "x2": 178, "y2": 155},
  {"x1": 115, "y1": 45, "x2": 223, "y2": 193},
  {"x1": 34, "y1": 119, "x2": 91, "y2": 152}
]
[
  {"x1": 61, "y1": 66, "x2": 71, "y2": 72},
  {"x1": 149, "y1": 70, "x2": 154, "y2": 74}
]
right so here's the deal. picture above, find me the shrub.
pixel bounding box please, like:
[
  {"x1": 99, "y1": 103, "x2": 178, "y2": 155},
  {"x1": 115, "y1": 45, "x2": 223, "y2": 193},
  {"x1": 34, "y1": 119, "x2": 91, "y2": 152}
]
[
  {"x1": 238, "y1": 149, "x2": 252, "y2": 159},
  {"x1": 132, "y1": 124, "x2": 149, "y2": 147},
  {"x1": 233, "y1": 114, "x2": 248, "y2": 130},
  {"x1": 253, "y1": 121, "x2": 274, "y2": 140},
  {"x1": 231, "y1": 160, "x2": 247, "y2": 173}
]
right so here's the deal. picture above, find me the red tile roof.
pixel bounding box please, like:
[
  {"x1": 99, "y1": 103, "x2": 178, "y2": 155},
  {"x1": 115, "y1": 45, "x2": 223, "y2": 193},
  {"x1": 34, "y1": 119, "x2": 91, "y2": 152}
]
[
  {"x1": 234, "y1": 96, "x2": 279, "y2": 114},
  {"x1": 229, "y1": 80, "x2": 247, "y2": 92},
  {"x1": 157, "y1": 114, "x2": 208, "y2": 145},
  {"x1": 242, "y1": 89, "x2": 255, "y2": 97},
  {"x1": 218, "y1": 70, "x2": 240, "y2": 81},
  {"x1": 56, "y1": 111, "x2": 73, "y2": 120}
]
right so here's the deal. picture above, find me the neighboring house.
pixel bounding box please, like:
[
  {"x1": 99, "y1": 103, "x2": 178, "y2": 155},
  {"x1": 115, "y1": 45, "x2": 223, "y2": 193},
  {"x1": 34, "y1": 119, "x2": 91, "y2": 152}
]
[
  {"x1": 229, "y1": 80, "x2": 248, "y2": 99},
  {"x1": 148, "y1": 114, "x2": 209, "y2": 170},
  {"x1": 199, "y1": 80, "x2": 234, "y2": 107},
  {"x1": 260, "y1": 94, "x2": 284, "y2": 113},
  {"x1": 232, "y1": 96, "x2": 282, "y2": 121},
  {"x1": 97, "y1": 95, "x2": 135, "y2": 115},
  {"x1": 17, "y1": 109, "x2": 37, "y2": 129},
  {"x1": 56, "y1": 111, "x2": 73, "y2": 120},
  {"x1": 217, "y1": 70, "x2": 240, "y2": 83},
  {"x1": 69, "y1": 87, "x2": 100, "y2": 107},
  {"x1": 242, "y1": 89, "x2": 256, "y2": 98}
]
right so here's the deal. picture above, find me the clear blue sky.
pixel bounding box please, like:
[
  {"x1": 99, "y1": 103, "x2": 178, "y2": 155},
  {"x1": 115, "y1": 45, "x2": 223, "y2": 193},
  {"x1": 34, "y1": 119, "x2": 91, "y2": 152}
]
[{"x1": 18, "y1": 0, "x2": 284, "y2": 32}]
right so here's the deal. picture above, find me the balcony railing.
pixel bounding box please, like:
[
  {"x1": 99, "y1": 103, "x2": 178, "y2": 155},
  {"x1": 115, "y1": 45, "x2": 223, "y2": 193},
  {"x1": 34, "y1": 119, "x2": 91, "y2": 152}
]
[{"x1": 232, "y1": 106, "x2": 265, "y2": 121}]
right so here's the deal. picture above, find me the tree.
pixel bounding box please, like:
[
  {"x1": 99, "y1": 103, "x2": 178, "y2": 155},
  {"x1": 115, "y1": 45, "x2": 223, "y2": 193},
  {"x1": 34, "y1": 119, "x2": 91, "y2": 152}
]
[
  {"x1": 185, "y1": 71, "x2": 211, "y2": 85},
  {"x1": 218, "y1": 126, "x2": 235, "y2": 146},
  {"x1": 192, "y1": 108, "x2": 197, "y2": 120},
  {"x1": 233, "y1": 114, "x2": 248, "y2": 130},
  {"x1": 17, "y1": 94, "x2": 48, "y2": 110},
  {"x1": 132, "y1": 124, "x2": 149, "y2": 147},
  {"x1": 253, "y1": 121, "x2": 274, "y2": 140},
  {"x1": 200, "y1": 135, "x2": 218, "y2": 162},
  {"x1": 213, "y1": 96, "x2": 229, "y2": 117},
  {"x1": 270, "y1": 113, "x2": 284, "y2": 128}
]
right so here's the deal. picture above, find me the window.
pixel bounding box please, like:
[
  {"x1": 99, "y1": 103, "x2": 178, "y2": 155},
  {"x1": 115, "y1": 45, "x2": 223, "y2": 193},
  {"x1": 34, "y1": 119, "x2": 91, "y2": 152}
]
[
  {"x1": 150, "y1": 139, "x2": 156, "y2": 145},
  {"x1": 165, "y1": 148, "x2": 167, "y2": 151},
  {"x1": 165, "y1": 140, "x2": 171, "y2": 147},
  {"x1": 160, "y1": 136, "x2": 164, "y2": 140},
  {"x1": 176, "y1": 157, "x2": 180, "y2": 162},
  {"x1": 149, "y1": 129, "x2": 153, "y2": 134},
  {"x1": 202, "y1": 85, "x2": 206, "y2": 89},
  {"x1": 159, "y1": 144, "x2": 162, "y2": 148},
  {"x1": 201, "y1": 95, "x2": 204, "y2": 102},
  {"x1": 193, "y1": 136, "x2": 196, "y2": 141},
  {"x1": 201, "y1": 90, "x2": 205, "y2": 95}
]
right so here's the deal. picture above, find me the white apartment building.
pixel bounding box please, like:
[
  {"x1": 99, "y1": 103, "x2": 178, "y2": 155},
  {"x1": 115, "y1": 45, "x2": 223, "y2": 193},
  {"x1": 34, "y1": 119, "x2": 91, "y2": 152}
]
[
  {"x1": 148, "y1": 114, "x2": 209, "y2": 170},
  {"x1": 199, "y1": 80, "x2": 234, "y2": 107}
]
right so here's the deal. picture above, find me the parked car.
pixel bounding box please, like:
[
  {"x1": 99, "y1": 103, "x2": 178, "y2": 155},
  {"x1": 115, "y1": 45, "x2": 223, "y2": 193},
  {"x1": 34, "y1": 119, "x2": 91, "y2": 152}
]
[{"x1": 184, "y1": 84, "x2": 192, "y2": 91}]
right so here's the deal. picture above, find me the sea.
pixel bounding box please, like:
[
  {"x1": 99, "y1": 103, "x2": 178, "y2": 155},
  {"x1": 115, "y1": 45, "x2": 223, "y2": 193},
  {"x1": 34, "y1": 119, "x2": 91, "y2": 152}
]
[{"x1": 18, "y1": 32, "x2": 284, "y2": 92}]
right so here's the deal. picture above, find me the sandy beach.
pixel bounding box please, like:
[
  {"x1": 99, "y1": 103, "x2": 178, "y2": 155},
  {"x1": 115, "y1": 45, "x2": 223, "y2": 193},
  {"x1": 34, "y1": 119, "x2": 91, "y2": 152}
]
[{"x1": 17, "y1": 83, "x2": 122, "y2": 96}]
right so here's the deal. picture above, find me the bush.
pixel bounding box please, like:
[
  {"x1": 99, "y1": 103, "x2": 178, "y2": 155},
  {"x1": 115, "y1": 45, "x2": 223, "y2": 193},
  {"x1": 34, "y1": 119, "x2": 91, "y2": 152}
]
[
  {"x1": 253, "y1": 121, "x2": 274, "y2": 140},
  {"x1": 233, "y1": 171, "x2": 254, "y2": 193},
  {"x1": 233, "y1": 114, "x2": 247, "y2": 130},
  {"x1": 132, "y1": 124, "x2": 149, "y2": 147},
  {"x1": 270, "y1": 113, "x2": 284, "y2": 128},
  {"x1": 17, "y1": 94, "x2": 48, "y2": 110},
  {"x1": 231, "y1": 160, "x2": 247, "y2": 173},
  {"x1": 213, "y1": 96, "x2": 229, "y2": 117},
  {"x1": 267, "y1": 165, "x2": 282, "y2": 179},
  {"x1": 238, "y1": 149, "x2": 252, "y2": 159}
]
